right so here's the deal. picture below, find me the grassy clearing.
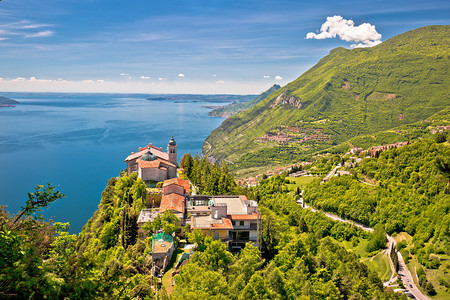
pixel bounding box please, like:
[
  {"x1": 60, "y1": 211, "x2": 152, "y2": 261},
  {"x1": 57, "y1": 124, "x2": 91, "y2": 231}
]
[
  {"x1": 341, "y1": 239, "x2": 371, "y2": 258},
  {"x1": 340, "y1": 239, "x2": 392, "y2": 282},
  {"x1": 363, "y1": 252, "x2": 392, "y2": 282},
  {"x1": 161, "y1": 245, "x2": 185, "y2": 295},
  {"x1": 393, "y1": 232, "x2": 413, "y2": 244},
  {"x1": 286, "y1": 176, "x2": 318, "y2": 190},
  {"x1": 427, "y1": 258, "x2": 450, "y2": 300}
]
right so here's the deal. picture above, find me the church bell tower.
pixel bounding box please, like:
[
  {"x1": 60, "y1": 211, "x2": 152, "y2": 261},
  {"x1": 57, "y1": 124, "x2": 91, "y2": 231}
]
[{"x1": 167, "y1": 136, "x2": 177, "y2": 165}]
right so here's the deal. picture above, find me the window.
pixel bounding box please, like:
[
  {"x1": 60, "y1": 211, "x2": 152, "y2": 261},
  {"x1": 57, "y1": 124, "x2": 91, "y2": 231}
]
[
  {"x1": 237, "y1": 231, "x2": 249, "y2": 240},
  {"x1": 239, "y1": 221, "x2": 244, "y2": 226}
]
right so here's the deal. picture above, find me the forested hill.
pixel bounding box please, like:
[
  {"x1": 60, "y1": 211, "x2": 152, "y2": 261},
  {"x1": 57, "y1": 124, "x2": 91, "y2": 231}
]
[{"x1": 202, "y1": 25, "x2": 450, "y2": 175}]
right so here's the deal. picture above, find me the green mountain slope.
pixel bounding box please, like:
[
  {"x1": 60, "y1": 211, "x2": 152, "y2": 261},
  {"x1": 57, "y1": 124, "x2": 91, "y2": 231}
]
[
  {"x1": 202, "y1": 25, "x2": 450, "y2": 175},
  {"x1": 209, "y1": 84, "x2": 281, "y2": 117}
]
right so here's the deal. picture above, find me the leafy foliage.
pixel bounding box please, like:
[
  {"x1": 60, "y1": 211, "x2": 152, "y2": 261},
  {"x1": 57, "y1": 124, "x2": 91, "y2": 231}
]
[
  {"x1": 305, "y1": 139, "x2": 450, "y2": 250},
  {"x1": 182, "y1": 152, "x2": 238, "y2": 195},
  {"x1": 172, "y1": 173, "x2": 400, "y2": 299}
]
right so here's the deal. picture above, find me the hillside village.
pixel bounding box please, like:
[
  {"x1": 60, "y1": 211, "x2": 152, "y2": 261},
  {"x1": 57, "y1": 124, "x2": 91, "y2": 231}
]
[{"x1": 126, "y1": 138, "x2": 262, "y2": 278}]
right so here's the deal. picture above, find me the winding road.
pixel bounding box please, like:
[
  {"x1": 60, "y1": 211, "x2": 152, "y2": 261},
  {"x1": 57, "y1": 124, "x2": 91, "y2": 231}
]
[{"x1": 297, "y1": 194, "x2": 429, "y2": 300}]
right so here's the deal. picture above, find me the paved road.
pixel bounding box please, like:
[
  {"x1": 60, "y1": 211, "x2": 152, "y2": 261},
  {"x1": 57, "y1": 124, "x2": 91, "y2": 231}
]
[{"x1": 297, "y1": 196, "x2": 429, "y2": 300}]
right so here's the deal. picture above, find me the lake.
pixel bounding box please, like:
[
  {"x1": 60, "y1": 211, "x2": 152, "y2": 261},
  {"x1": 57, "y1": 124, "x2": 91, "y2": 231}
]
[{"x1": 0, "y1": 93, "x2": 226, "y2": 233}]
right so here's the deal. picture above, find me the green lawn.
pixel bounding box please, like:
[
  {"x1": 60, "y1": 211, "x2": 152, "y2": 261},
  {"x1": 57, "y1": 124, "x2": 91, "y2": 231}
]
[
  {"x1": 408, "y1": 255, "x2": 450, "y2": 300},
  {"x1": 286, "y1": 176, "x2": 318, "y2": 191},
  {"x1": 340, "y1": 239, "x2": 392, "y2": 282},
  {"x1": 393, "y1": 232, "x2": 413, "y2": 244},
  {"x1": 362, "y1": 252, "x2": 392, "y2": 282},
  {"x1": 161, "y1": 246, "x2": 184, "y2": 295}
]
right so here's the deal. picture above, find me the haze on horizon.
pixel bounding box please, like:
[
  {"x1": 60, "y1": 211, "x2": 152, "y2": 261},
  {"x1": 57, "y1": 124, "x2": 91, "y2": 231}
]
[{"x1": 0, "y1": 0, "x2": 448, "y2": 94}]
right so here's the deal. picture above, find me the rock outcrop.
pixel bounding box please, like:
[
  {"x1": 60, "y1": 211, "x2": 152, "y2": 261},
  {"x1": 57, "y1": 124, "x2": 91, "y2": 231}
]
[{"x1": 272, "y1": 91, "x2": 302, "y2": 109}]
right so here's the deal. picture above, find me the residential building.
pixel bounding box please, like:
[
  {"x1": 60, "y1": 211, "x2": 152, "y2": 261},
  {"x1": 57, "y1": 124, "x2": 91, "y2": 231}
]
[
  {"x1": 137, "y1": 209, "x2": 158, "y2": 240},
  {"x1": 187, "y1": 195, "x2": 261, "y2": 252},
  {"x1": 137, "y1": 178, "x2": 262, "y2": 252}
]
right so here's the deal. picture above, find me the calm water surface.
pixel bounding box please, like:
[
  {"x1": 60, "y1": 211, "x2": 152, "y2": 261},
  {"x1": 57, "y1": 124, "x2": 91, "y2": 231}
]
[{"x1": 0, "y1": 93, "x2": 225, "y2": 233}]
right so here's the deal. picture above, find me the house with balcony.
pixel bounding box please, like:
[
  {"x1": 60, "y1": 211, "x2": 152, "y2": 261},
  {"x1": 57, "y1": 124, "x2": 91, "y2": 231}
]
[{"x1": 187, "y1": 195, "x2": 261, "y2": 252}]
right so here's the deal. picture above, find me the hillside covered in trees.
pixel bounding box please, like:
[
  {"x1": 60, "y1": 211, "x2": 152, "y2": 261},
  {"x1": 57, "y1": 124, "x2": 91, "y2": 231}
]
[
  {"x1": 1, "y1": 158, "x2": 408, "y2": 299},
  {"x1": 202, "y1": 25, "x2": 450, "y2": 176},
  {"x1": 304, "y1": 136, "x2": 450, "y2": 297}
]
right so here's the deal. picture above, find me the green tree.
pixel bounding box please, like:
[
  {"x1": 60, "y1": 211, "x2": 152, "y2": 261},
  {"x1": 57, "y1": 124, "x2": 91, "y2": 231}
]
[
  {"x1": 11, "y1": 183, "x2": 65, "y2": 229},
  {"x1": 201, "y1": 240, "x2": 234, "y2": 271}
]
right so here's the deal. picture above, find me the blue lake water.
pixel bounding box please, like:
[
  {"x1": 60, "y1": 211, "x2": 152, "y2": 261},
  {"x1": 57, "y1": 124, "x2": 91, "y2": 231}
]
[{"x1": 0, "y1": 93, "x2": 225, "y2": 233}]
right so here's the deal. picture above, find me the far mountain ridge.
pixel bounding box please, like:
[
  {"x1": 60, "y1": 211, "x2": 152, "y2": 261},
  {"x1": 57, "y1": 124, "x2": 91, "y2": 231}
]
[
  {"x1": 202, "y1": 25, "x2": 450, "y2": 176},
  {"x1": 209, "y1": 84, "x2": 281, "y2": 117},
  {"x1": 0, "y1": 96, "x2": 20, "y2": 105}
]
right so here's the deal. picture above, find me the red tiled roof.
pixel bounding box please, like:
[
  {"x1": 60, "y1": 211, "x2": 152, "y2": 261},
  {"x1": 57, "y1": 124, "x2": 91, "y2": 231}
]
[
  {"x1": 160, "y1": 193, "x2": 185, "y2": 213},
  {"x1": 137, "y1": 158, "x2": 176, "y2": 169},
  {"x1": 125, "y1": 143, "x2": 170, "y2": 162},
  {"x1": 229, "y1": 212, "x2": 259, "y2": 220},
  {"x1": 163, "y1": 178, "x2": 190, "y2": 194},
  {"x1": 210, "y1": 217, "x2": 233, "y2": 230},
  {"x1": 138, "y1": 159, "x2": 160, "y2": 169}
]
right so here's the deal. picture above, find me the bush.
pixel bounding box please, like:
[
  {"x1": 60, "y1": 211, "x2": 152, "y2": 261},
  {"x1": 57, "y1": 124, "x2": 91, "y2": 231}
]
[
  {"x1": 396, "y1": 240, "x2": 407, "y2": 251},
  {"x1": 425, "y1": 282, "x2": 437, "y2": 296}
]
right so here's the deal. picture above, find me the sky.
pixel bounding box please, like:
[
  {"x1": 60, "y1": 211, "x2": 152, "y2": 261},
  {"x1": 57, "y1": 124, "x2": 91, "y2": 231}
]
[{"x1": 0, "y1": 0, "x2": 448, "y2": 94}]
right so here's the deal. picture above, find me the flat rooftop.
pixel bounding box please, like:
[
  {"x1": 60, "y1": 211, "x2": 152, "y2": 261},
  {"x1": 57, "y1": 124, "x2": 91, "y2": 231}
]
[
  {"x1": 192, "y1": 215, "x2": 225, "y2": 228},
  {"x1": 213, "y1": 196, "x2": 246, "y2": 215},
  {"x1": 138, "y1": 209, "x2": 158, "y2": 224}
]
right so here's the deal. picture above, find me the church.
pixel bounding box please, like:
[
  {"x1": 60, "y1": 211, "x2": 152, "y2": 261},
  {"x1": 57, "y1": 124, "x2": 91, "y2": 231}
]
[{"x1": 124, "y1": 137, "x2": 178, "y2": 182}]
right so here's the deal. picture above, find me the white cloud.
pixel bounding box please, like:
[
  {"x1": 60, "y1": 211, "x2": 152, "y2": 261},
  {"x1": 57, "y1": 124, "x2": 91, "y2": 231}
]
[
  {"x1": 120, "y1": 73, "x2": 129, "y2": 76},
  {"x1": 263, "y1": 75, "x2": 270, "y2": 79},
  {"x1": 0, "y1": 77, "x2": 282, "y2": 94},
  {"x1": 0, "y1": 21, "x2": 55, "y2": 40},
  {"x1": 212, "y1": 74, "x2": 217, "y2": 77},
  {"x1": 20, "y1": 23, "x2": 52, "y2": 29},
  {"x1": 140, "y1": 76, "x2": 150, "y2": 79},
  {"x1": 24, "y1": 30, "x2": 53, "y2": 38},
  {"x1": 158, "y1": 77, "x2": 167, "y2": 81},
  {"x1": 178, "y1": 73, "x2": 185, "y2": 78},
  {"x1": 306, "y1": 15, "x2": 382, "y2": 48},
  {"x1": 275, "y1": 76, "x2": 283, "y2": 80}
]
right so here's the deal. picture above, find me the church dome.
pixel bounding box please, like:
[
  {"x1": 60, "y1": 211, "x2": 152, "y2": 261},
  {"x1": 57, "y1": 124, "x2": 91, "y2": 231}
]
[
  {"x1": 141, "y1": 149, "x2": 157, "y2": 161},
  {"x1": 168, "y1": 136, "x2": 176, "y2": 146}
]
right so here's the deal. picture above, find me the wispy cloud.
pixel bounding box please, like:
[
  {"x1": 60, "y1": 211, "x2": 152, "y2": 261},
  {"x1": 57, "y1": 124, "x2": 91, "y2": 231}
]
[
  {"x1": 24, "y1": 30, "x2": 53, "y2": 38},
  {"x1": 0, "y1": 20, "x2": 55, "y2": 40},
  {"x1": 306, "y1": 16, "x2": 382, "y2": 48}
]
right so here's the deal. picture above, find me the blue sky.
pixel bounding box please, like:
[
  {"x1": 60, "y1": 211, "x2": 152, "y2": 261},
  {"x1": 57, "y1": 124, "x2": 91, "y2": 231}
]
[{"x1": 0, "y1": 0, "x2": 448, "y2": 94}]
